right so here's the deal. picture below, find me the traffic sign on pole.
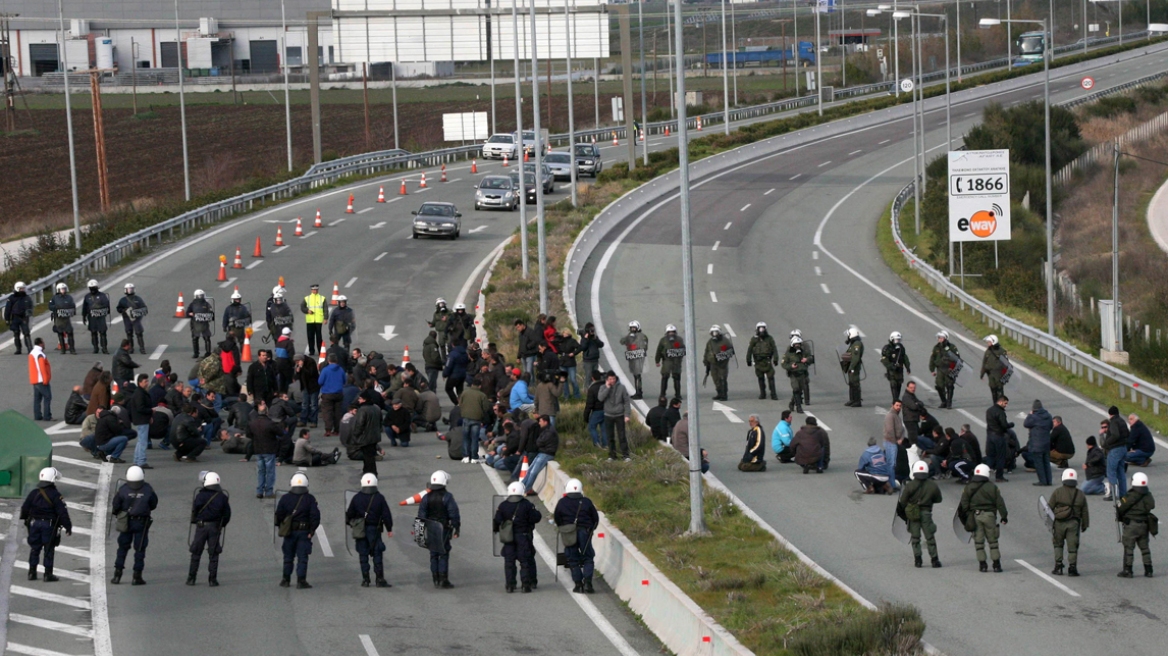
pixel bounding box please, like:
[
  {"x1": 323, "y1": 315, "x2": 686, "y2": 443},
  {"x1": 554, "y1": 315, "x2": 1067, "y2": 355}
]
[
  {"x1": 1081, "y1": 77, "x2": 1095, "y2": 90},
  {"x1": 900, "y1": 78, "x2": 915, "y2": 93}
]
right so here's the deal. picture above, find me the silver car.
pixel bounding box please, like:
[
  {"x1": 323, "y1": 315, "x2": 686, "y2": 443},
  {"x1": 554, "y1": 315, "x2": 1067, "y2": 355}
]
[
  {"x1": 544, "y1": 152, "x2": 575, "y2": 181},
  {"x1": 474, "y1": 175, "x2": 518, "y2": 211},
  {"x1": 520, "y1": 162, "x2": 555, "y2": 194},
  {"x1": 574, "y1": 143, "x2": 603, "y2": 177},
  {"x1": 411, "y1": 202, "x2": 462, "y2": 239}
]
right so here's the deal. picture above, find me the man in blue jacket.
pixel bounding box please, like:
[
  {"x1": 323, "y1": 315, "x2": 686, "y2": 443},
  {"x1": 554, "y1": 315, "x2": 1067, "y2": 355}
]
[
  {"x1": 317, "y1": 353, "x2": 346, "y2": 436},
  {"x1": 856, "y1": 437, "x2": 895, "y2": 494},
  {"x1": 442, "y1": 342, "x2": 469, "y2": 405},
  {"x1": 772, "y1": 410, "x2": 794, "y2": 463},
  {"x1": 509, "y1": 372, "x2": 535, "y2": 413}
]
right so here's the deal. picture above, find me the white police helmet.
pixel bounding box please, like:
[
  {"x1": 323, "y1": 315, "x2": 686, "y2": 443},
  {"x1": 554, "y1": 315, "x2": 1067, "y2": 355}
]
[
  {"x1": 430, "y1": 470, "x2": 450, "y2": 487},
  {"x1": 889, "y1": 331, "x2": 902, "y2": 342},
  {"x1": 565, "y1": 478, "x2": 583, "y2": 494},
  {"x1": 1132, "y1": 472, "x2": 1149, "y2": 488},
  {"x1": 55, "y1": 282, "x2": 69, "y2": 294},
  {"x1": 230, "y1": 290, "x2": 242, "y2": 300},
  {"x1": 984, "y1": 334, "x2": 999, "y2": 346},
  {"x1": 454, "y1": 303, "x2": 466, "y2": 311},
  {"x1": 912, "y1": 461, "x2": 929, "y2": 476},
  {"x1": 436, "y1": 298, "x2": 447, "y2": 306},
  {"x1": 290, "y1": 473, "x2": 309, "y2": 488},
  {"x1": 710, "y1": 325, "x2": 721, "y2": 335},
  {"x1": 973, "y1": 464, "x2": 991, "y2": 478},
  {"x1": 337, "y1": 295, "x2": 347, "y2": 303},
  {"x1": 14, "y1": 281, "x2": 26, "y2": 292},
  {"x1": 790, "y1": 336, "x2": 803, "y2": 347},
  {"x1": 360, "y1": 473, "x2": 378, "y2": 487},
  {"x1": 507, "y1": 481, "x2": 525, "y2": 496},
  {"x1": 665, "y1": 324, "x2": 677, "y2": 333},
  {"x1": 936, "y1": 330, "x2": 949, "y2": 340},
  {"x1": 127, "y1": 465, "x2": 145, "y2": 482},
  {"x1": 846, "y1": 326, "x2": 861, "y2": 340},
  {"x1": 124, "y1": 283, "x2": 135, "y2": 293},
  {"x1": 87, "y1": 279, "x2": 99, "y2": 288},
  {"x1": 628, "y1": 320, "x2": 641, "y2": 331},
  {"x1": 38, "y1": 467, "x2": 60, "y2": 483},
  {"x1": 193, "y1": 289, "x2": 205, "y2": 299},
  {"x1": 203, "y1": 472, "x2": 222, "y2": 486},
  {"x1": 1061, "y1": 469, "x2": 1077, "y2": 483}
]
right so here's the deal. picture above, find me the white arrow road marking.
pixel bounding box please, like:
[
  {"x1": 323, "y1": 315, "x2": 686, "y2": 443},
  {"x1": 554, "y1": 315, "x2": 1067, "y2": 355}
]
[
  {"x1": 45, "y1": 421, "x2": 81, "y2": 435},
  {"x1": 712, "y1": 401, "x2": 743, "y2": 424},
  {"x1": 369, "y1": 222, "x2": 386, "y2": 229},
  {"x1": 468, "y1": 225, "x2": 489, "y2": 234},
  {"x1": 875, "y1": 406, "x2": 887, "y2": 416},
  {"x1": 379, "y1": 325, "x2": 398, "y2": 341}
]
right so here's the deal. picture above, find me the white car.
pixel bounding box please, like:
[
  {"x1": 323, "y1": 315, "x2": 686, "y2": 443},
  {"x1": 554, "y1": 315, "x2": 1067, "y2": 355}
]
[{"x1": 481, "y1": 134, "x2": 518, "y2": 160}]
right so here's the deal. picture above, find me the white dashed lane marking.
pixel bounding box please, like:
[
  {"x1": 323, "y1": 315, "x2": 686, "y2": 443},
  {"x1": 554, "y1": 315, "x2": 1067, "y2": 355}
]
[
  {"x1": 345, "y1": 277, "x2": 358, "y2": 288},
  {"x1": 710, "y1": 291, "x2": 718, "y2": 303},
  {"x1": 764, "y1": 188, "x2": 775, "y2": 195},
  {"x1": 821, "y1": 284, "x2": 831, "y2": 294},
  {"x1": 832, "y1": 302, "x2": 845, "y2": 314},
  {"x1": 818, "y1": 161, "x2": 832, "y2": 167},
  {"x1": 712, "y1": 241, "x2": 720, "y2": 251},
  {"x1": 723, "y1": 222, "x2": 733, "y2": 230},
  {"x1": 740, "y1": 204, "x2": 751, "y2": 212},
  {"x1": 374, "y1": 252, "x2": 388, "y2": 261}
]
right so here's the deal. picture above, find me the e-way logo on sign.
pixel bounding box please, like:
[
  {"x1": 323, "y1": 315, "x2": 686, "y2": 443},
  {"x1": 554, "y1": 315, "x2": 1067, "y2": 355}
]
[{"x1": 957, "y1": 203, "x2": 1003, "y2": 238}]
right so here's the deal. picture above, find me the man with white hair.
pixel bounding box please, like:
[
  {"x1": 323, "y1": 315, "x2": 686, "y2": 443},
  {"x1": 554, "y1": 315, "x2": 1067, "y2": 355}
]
[{"x1": 738, "y1": 415, "x2": 767, "y2": 472}]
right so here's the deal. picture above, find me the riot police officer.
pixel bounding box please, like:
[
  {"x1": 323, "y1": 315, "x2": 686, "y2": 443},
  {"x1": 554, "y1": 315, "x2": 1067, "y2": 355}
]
[
  {"x1": 747, "y1": 323, "x2": 779, "y2": 401},
  {"x1": 429, "y1": 298, "x2": 452, "y2": 359},
  {"x1": 4, "y1": 281, "x2": 34, "y2": 354},
  {"x1": 703, "y1": 325, "x2": 734, "y2": 402},
  {"x1": 929, "y1": 330, "x2": 960, "y2": 409},
  {"x1": 790, "y1": 329, "x2": 814, "y2": 404},
  {"x1": 82, "y1": 279, "x2": 112, "y2": 354},
  {"x1": 1049, "y1": 468, "x2": 1088, "y2": 577},
  {"x1": 115, "y1": 283, "x2": 148, "y2": 354},
  {"x1": 881, "y1": 331, "x2": 911, "y2": 404},
  {"x1": 186, "y1": 289, "x2": 215, "y2": 359},
  {"x1": 328, "y1": 295, "x2": 356, "y2": 349},
  {"x1": 445, "y1": 302, "x2": 474, "y2": 347},
  {"x1": 347, "y1": 473, "x2": 393, "y2": 587},
  {"x1": 493, "y1": 481, "x2": 542, "y2": 593},
  {"x1": 842, "y1": 326, "x2": 864, "y2": 407},
  {"x1": 20, "y1": 467, "x2": 73, "y2": 582},
  {"x1": 554, "y1": 478, "x2": 600, "y2": 594},
  {"x1": 418, "y1": 470, "x2": 460, "y2": 589},
  {"x1": 655, "y1": 324, "x2": 686, "y2": 400},
  {"x1": 782, "y1": 335, "x2": 814, "y2": 412},
  {"x1": 897, "y1": 461, "x2": 942, "y2": 568},
  {"x1": 111, "y1": 465, "x2": 158, "y2": 585},
  {"x1": 276, "y1": 472, "x2": 321, "y2": 589},
  {"x1": 1117, "y1": 472, "x2": 1155, "y2": 578},
  {"x1": 980, "y1": 334, "x2": 1009, "y2": 403},
  {"x1": 48, "y1": 282, "x2": 78, "y2": 354},
  {"x1": 619, "y1": 320, "x2": 648, "y2": 400},
  {"x1": 222, "y1": 290, "x2": 252, "y2": 345},
  {"x1": 266, "y1": 288, "x2": 294, "y2": 343},
  {"x1": 187, "y1": 471, "x2": 231, "y2": 586}
]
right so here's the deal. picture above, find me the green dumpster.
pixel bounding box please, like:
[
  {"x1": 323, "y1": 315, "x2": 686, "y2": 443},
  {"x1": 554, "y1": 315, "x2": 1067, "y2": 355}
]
[{"x1": 0, "y1": 410, "x2": 53, "y2": 498}]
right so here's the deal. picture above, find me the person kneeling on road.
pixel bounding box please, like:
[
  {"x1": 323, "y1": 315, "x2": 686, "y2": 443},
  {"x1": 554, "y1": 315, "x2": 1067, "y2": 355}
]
[
  {"x1": 493, "y1": 481, "x2": 542, "y2": 593},
  {"x1": 856, "y1": 437, "x2": 895, "y2": 494},
  {"x1": 171, "y1": 403, "x2": 208, "y2": 463}
]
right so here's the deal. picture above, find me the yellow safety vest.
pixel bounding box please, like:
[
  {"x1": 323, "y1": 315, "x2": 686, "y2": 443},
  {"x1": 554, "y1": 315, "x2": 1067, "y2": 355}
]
[{"x1": 304, "y1": 293, "x2": 326, "y2": 324}]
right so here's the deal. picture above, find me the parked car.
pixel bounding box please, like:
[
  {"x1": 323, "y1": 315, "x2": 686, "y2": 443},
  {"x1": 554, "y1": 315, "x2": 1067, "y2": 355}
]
[
  {"x1": 574, "y1": 142, "x2": 603, "y2": 177},
  {"x1": 543, "y1": 152, "x2": 575, "y2": 181},
  {"x1": 411, "y1": 202, "x2": 462, "y2": 239},
  {"x1": 481, "y1": 133, "x2": 518, "y2": 160},
  {"x1": 474, "y1": 175, "x2": 519, "y2": 211}
]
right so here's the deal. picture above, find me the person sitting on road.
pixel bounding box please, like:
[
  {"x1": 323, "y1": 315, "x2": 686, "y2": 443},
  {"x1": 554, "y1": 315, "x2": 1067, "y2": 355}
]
[
  {"x1": 1126, "y1": 414, "x2": 1156, "y2": 467},
  {"x1": 292, "y1": 429, "x2": 340, "y2": 467},
  {"x1": 738, "y1": 415, "x2": 767, "y2": 472},
  {"x1": 1081, "y1": 434, "x2": 1107, "y2": 496},
  {"x1": 856, "y1": 437, "x2": 895, "y2": 494},
  {"x1": 772, "y1": 410, "x2": 795, "y2": 463}
]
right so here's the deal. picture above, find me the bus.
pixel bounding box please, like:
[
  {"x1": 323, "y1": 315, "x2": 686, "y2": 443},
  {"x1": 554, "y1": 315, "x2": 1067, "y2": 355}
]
[{"x1": 1017, "y1": 31, "x2": 1048, "y2": 63}]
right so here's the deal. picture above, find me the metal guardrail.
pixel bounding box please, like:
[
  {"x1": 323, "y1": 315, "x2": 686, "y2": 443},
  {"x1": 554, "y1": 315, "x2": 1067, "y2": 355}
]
[
  {"x1": 8, "y1": 32, "x2": 1153, "y2": 310},
  {"x1": 888, "y1": 58, "x2": 1168, "y2": 416}
]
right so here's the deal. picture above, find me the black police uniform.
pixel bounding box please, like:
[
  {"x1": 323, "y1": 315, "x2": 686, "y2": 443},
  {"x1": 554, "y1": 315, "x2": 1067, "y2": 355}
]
[
  {"x1": 111, "y1": 480, "x2": 159, "y2": 584},
  {"x1": 222, "y1": 300, "x2": 252, "y2": 346},
  {"x1": 186, "y1": 297, "x2": 215, "y2": 359},
  {"x1": 346, "y1": 488, "x2": 394, "y2": 586},
  {"x1": 188, "y1": 485, "x2": 232, "y2": 585},
  {"x1": 417, "y1": 486, "x2": 461, "y2": 587},
  {"x1": 275, "y1": 487, "x2": 321, "y2": 587},
  {"x1": 493, "y1": 495, "x2": 542, "y2": 592},
  {"x1": 82, "y1": 287, "x2": 112, "y2": 353},
  {"x1": 3, "y1": 289, "x2": 34, "y2": 353},
  {"x1": 49, "y1": 292, "x2": 78, "y2": 354},
  {"x1": 115, "y1": 292, "x2": 148, "y2": 353},
  {"x1": 554, "y1": 493, "x2": 600, "y2": 593},
  {"x1": 19, "y1": 482, "x2": 73, "y2": 581}
]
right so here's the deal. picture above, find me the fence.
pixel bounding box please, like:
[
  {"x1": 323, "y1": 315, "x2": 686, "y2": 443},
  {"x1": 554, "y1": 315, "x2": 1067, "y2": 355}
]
[{"x1": 1055, "y1": 102, "x2": 1168, "y2": 186}]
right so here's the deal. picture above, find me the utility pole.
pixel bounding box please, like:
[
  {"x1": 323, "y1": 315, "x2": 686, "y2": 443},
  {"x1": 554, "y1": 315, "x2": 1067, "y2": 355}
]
[
  {"x1": 720, "y1": 0, "x2": 730, "y2": 134},
  {"x1": 617, "y1": 5, "x2": 636, "y2": 168},
  {"x1": 89, "y1": 72, "x2": 110, "y2": 213},
  {"x1": 512, "y1": 0, "x2": 529, "y2": 278},
  {"x1": 175, "y1": 0, "x2": 190, "y2": 200},
  {"x1": 281, "y1": 0, "x2": 293, "y2": 171},
  {"x1": 672, "y1": 0, "x2": 706, "y2": 538},
  {"x1": 2, "y1": 13, "x2": 17, "y2": 132},
  {"x1": 130, "y1": 38, "x2": 139, "y2": 116},
  {"x1": 530, "y1": 0, "x2": 548, "y2": 314},
  {"x1": 307, "y1": 11, "x2": 326, "y2": 163},
  {"x1": 57, "y1": 0, "x2": 82, "y2": 249},
  {"x1": 666, "y1": 7, "x2": 675, "y2": 119},
  {"x1": 637, "y1": 0, "x2": 648, "y2": 165},
  {"x1": 565, "y1": 0, "x2": 577, "y2": 207},
  {"x1": 362, "y1": 62, "x2": 371, "y2": 151}
]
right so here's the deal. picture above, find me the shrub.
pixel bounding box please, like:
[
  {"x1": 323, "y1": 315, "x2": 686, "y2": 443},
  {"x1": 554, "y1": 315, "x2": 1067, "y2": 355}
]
[{"x1": 788, "y1": 603, "x2": 926, "y2": 656}]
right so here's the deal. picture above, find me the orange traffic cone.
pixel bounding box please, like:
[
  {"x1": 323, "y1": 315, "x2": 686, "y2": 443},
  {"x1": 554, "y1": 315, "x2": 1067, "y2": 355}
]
[
  {"x1": 330, "y1": 281, "x2": 340, "y2": 305},
  {"x1": 419, "y1": 172, "x2": 427, "y2": 188},
  {"x1": 546, "y1": 143, "x2": 552, "y2": 154},
  {"x1": 519, "y1": 455, "x2": 530, "y2": 481},
  {"x1": 523, "y1": 151, "x2": 530, "y2": 163},
  {"x1": 591, "y1": 134, "x2": 596, "y2": 144},
  {"x1": 612, "y1": 131, "x2": 618, "y2": 146},
  {"x1": 697, "y1": 116, "x2": 703, "y2": 131},
  {"x1": 274, "y1": 228, "x2": 284, "y2": 247},
  {"x1": 377, "y1": 186, "x2": 386, "y2": 203},
  {"x1": 278, "y1": 276, "x2": 285, "y2": 288},
  {"x1": 253, "y1": 236, "x2": 263, "y2": 257},
  {"x1": 217, "y1": 256, "x2": 228, "y2": 282},
  {"x1": 471, "y1": 159, "x2": 478, "y2": 173},
  {"x1": 502, "y1": 154, "x2": 509, "y2": 167},
  {"x1": 665, "y1": 125, "x2": 671, "y2": 137},
  {"x1": 399, "y1": 489, "x2": 431, "y2": 506},
  {"x1": 232, "y1": 248, "x2": 243, "y2": 269},
  {"x1": 639, "y1": 129, "x2": 645, "y2": 142},
  {"x1": 401, "y1": 345, "x2": 411, "y2": 366},
  {"x1": 346, "y1": 194, "x2": 355, "y2": 214},
  {"x1": 315, "y1": 210, "x2": 323, "y2": 228},
  {"x1": 441, "y1": 165, "x2": 447, "y2": 182},
  {"x1": 241, "y1": 332, "x2": 253, "y2": 363},
  {"x1": 294, "y1": 218, "x2": 304, "y2": 237},
  {"x1": 317, "y1": 341, "x2": 328, "y2": 365},
  {"x1": 399, "y1": 179, "x2": 408, "y2": 195},
  {"x1": 174, "y1": 293, "x2": 186, "y2": 317},
  {"x1": 111, "y1": 380, "x2": 119, "y2": 395}
]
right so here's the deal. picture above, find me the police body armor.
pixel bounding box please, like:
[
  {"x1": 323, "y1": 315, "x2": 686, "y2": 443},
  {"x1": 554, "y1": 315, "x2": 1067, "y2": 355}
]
[{"x1": 50, "y1": 294, "x2": 77, "y2": 333}]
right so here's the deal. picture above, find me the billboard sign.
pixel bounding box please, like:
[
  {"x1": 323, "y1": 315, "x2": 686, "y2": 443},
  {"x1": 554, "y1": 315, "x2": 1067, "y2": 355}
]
[{"x1": 948, "y1": 149, "x2": 1011, "y2": 243}]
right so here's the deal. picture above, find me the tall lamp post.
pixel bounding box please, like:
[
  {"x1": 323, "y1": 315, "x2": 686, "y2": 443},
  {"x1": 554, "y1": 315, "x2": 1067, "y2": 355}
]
[{"x1": 981, "y1": 16, "x2": 1053, "y2": 335}]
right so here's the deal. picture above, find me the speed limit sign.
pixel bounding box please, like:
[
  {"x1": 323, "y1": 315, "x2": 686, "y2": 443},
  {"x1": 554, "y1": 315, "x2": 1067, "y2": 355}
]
[
  {"x1": 900, "y1": 78, "x2": 915, "y2": 93},
  {"x1": 1081, "y1": 77, "x2": 1095, "y2": 90}
]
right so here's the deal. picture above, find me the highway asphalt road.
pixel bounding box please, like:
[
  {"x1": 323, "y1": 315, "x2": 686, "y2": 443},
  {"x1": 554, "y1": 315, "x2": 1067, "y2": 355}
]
[{"x1": 579, "y1": 44, "x2": 1168, "y2": 656}]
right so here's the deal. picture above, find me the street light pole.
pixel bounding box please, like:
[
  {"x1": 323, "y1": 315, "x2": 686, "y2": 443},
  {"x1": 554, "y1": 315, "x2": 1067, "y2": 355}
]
[
  {"x1": 637, "y1": 0, "x2": 648, "y2": 164},
  {"x1": 530, "y1": 0, "x2": 548, "y2": 314},
  {"x1": 57, "y1": 0, "x2": 81, "y2": 248},
  {"x1": 281, "y1": 0, "x2": 292, "y2": 172},
  {"x1": 175, "y1": 0, "x2": 190, "y2": 201},
  {"x1": 511, "y1": 0, "x2": 528, "y2": 278},
  {"x1": 721, "y1": 0, "x2": 731, "y2": 132},
  {"x1": 1112, "y1": 140, "x2": 1122, "y2": 351},
  {"x1": 672, "y1": 0, "x2": 706, "y2": 538},
  {"x1": 730, "y1": 0, "x2": 738, "y2": 106},
  {"x1": 815, "y1": 4, "x2": 823, "y2": 116},
  {"x1": 565, "y1": 0, "x2": 578, "y2": 207}
]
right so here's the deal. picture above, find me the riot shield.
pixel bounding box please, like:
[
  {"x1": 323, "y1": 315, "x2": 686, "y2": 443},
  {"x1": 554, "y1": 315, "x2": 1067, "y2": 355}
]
[
  {"x1": 412, "y1": 517, "x2": 447, "y2": 554},
  {"x1": 1038, "y1": 496, "x2": 1055, "y2": 534},
  {"x1": 187, "y1": 487, "x2": 199, "y2": 547},
  {"x1": 343, "y1": 489, "x2": 358, "y2": 556},
  {"x1": 891, "y1": 510, "x2": 911, "y2": 544},
  {"x1": 206, "y1": 297, "x2": 217, "y2": 336},
  {"x1": 953, "y1": 509, "x2": 972, "y2": 543},
  {"x1": 106, "y1": 478, "x2": 126, "y2": 539},
  {"x1": 951, "y1": 357, "x2": 973, "y2": 388},
  {"x1": 803, "y1": 340, "x2": 817, "y2": 374},
  {"x1": 1115, "y1": 496, "x2": 1123, "y2": 543},
  {"x1": 1001, "y1": 356, "x2": 1022, "y2": 391},
  {"x1": 834, "y1": 348, "x2": 849, "y2": 384}
]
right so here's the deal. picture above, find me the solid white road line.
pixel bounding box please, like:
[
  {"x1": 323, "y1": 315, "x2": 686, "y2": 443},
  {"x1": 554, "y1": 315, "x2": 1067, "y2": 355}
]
[
  {"x1": 359, "y1": 635, "x2": 381, "y2": 656},
  {"x1": 1015, "y1": 559, "x2": 1082, "y2": 597},
  {"x1": 764, "y1": 188, "x2": 775, "y2": 195},
  {"x1": 723, "y1": 324, "x2": 736, "y2": 337},
  {"x1": 879, "y1": 139, "x2": 892, "y2": 145},
  {"x1": 740, "y1": 203, "x2": 751, "y2": 212},
  {"x1": 148, "y1": 344, "x2": 167, "y2": 360},
  {"x1": 172, "y1": 319, "x2": 189, "y2": 332},
  {"x1": 832, "y1": 302, "x2": 845, "y2": 314},
  {"x1": 374, "y1": 252, "x2": 388, "y2": 261},
  {"x1": 273, "y1": 245, "x2": 289, "y2": 253},
  {"x1": 9, "y1": 586, "x2": 91, "y2": 610},
  {"x1": 16, "y1": 560, "x2": 91, "y2": 581},
  {"x1": 8, "y1": 613, "x2": 94, "y2": 639},
  {"x1": 710, "y1": 291, "x2": 718, "y2": 303},
  {"x1": 57, "y1": 476, "x2": 97, "y2": 490},
  {"x1": 818, "y1": 161, "x2": 832, "y2": 167},
  {"x1": 723, "y1": 222, "x2": 733, "y2": 230},
  {"x1": 52, "y1": 455, "x2": 102, "y2": 470},
  {"x1": 712, "y1": 241, "x2": 720, "y2": 251},
  {"x1": 246, "y1": 260, "x2": 263, "y2": 270},
  {"x1": 218, "y1": 277, "x2": 237, "y2": 289},
  {"x1": 5, "y1": 642, "x2": 89, "y2": 656},
  {"x1": 957, "y1": 408, "x2": 987, "y2": 428},
  {"x1": 707, "y1": 264, "x2": 713, "y2": 275},
  {"x1": 89, "y1": 462, "x2": 113, "y2": 656},
  {"x1": 345, "y1": 277, "x2": 358, "y2": 288},
  {"x1": 790, "y1": 174, "x2": 802, "y2": 181},
  {"x1": 821, "y1": 283, "x2": 831, "y2": 294},
  {"x1": 357, "y1": 208, "x2": 373, "y2": 214},
  {"x1": 316, "y1": 526, "x2": 334, "y2": 557}
]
